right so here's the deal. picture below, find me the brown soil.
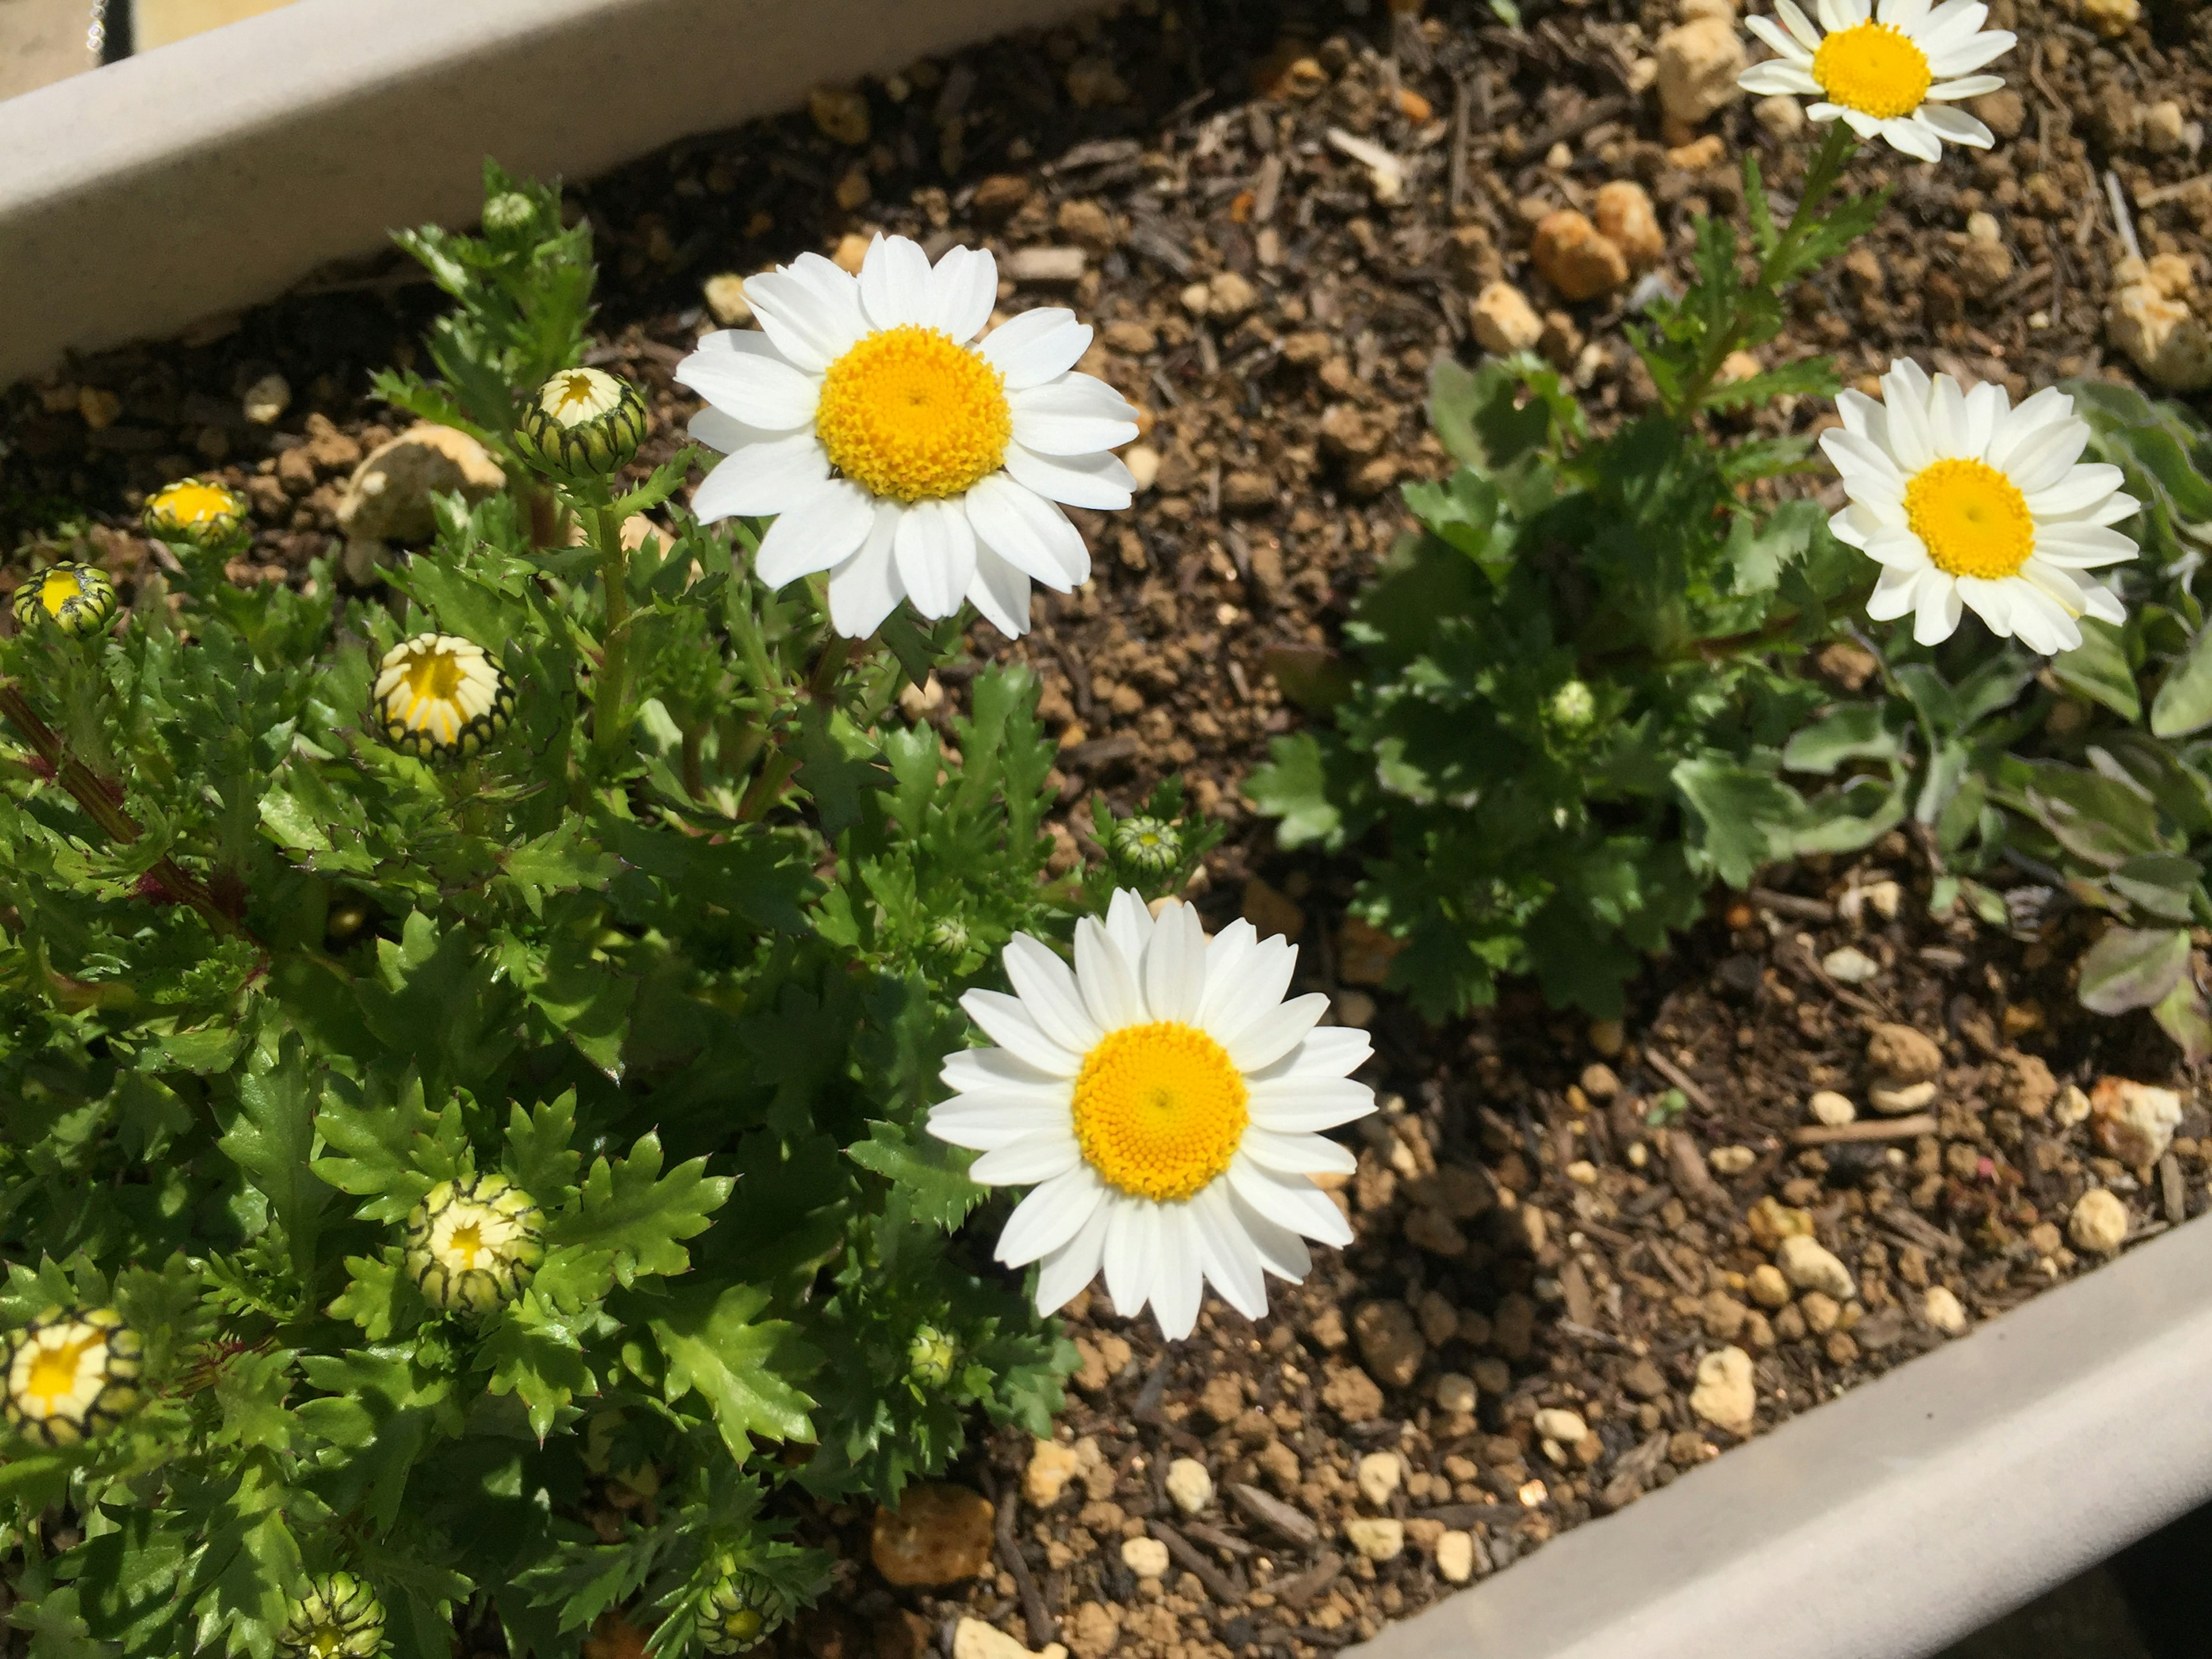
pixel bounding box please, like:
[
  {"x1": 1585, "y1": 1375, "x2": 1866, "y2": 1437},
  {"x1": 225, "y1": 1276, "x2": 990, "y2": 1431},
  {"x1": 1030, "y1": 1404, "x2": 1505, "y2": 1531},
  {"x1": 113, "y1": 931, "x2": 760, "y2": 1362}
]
[{"x1": 5, "y1": 1, "x2": 2211, "y2": 1657}]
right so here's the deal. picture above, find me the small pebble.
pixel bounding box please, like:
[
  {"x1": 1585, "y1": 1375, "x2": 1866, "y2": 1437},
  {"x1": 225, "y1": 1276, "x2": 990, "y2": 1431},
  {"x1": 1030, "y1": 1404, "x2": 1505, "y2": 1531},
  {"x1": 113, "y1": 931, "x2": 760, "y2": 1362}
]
[
  {"x1": 1747, "y1": 1263, "x2": 1791, "y2": 1309},
  {"x1": 1120, "y1": 1537, "x2": 1171, "y2": 1580},
  {"x1": 1922, "y1": 1286, "x2": 1968, "y2": 1336},
  {"x1": 1870, "y1": 1080, "x2": 1938, "y2": 1115},
  {"x1": 1164, "y1": 1457, "x2": 1213, "y2": 1516},
  {"x1": 1808, "y1": 1090, "x2": 1858, "y2": 1126},
  {"x1": 1343, "y1": 1517, "x2": 1405, "y2": 1562},
  {"x1": 1777, "y1": 1234, "x2": 1857, "y2": 1301},
  {"x1": 1432, "y1": 1373, "x2": 1478, "y2": 1414},
  {"x1": 1821, "y1": 946, "x2": 1880, "y2": 983},
  {"x1": 1532, "y1": 1408, "x2": 1588, "y2": 1446},
  {"x1": 1708, "y1": 1145, "x2": 1755, "y2": 1175},
  {"x1": 1689, "y1": 1346, "x2": 1756, "y2": 1436},
  {"x1": 2068, "y1": 1188, "x2": 2130, "y2": 1255},
  {"x1": 1355, "y1": 1451, "x2": 1403, "y2": 1509},
  {"x1": 1435, "y1": 1530, "x2": 1476, "y2": 1584},
  {"x1": 241, "y1": 372, "x2": 291, "y2": 426}
]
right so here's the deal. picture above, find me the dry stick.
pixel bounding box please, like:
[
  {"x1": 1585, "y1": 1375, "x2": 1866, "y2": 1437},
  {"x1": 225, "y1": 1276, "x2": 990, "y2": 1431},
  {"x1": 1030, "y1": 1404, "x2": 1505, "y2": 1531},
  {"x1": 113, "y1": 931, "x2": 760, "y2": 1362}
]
[
  {"x1": 1641, "y1": 1047, "x2": 1717, "y2": 1116},
  {"x1": 983, "y1": 1467, "x2": 1056, "y2": 1652},
  {"x1": 1791, "y1": 1113, "x2": 1938, "y2": 1145},
  {"x1": 2137, "y1": 171, "x2": 2212, "y2": 210},
  {"x1": 1147, "y1": 1517, "x2": 1243, "y2": 1607},
  {"x1": 0, "y1": 681, "x2": 242, "y2": 939},
  {"x1": 2104, "y1": 169, "x2": 2144, "y2": 264},
  {"x1": 1749, "y1": 885, "x2": 1836, "y2": 923}
]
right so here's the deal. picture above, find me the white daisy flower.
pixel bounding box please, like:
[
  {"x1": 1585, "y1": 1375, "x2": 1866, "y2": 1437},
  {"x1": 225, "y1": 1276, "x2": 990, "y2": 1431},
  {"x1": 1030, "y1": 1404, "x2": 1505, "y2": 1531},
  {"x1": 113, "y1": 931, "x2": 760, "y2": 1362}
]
[
  {"x1": 1823, "y1": 359, "x2": 2140, "y2": 654},
  {"x1": 673, "y1": 233, "x2": 1140, "y2": 640},
  {"x1": 1739, "y1": 0, "x2": 2014, "y2": 162},
  {"x1": 929, "y1": 892, "x2": 1377, "y2": 1341}
]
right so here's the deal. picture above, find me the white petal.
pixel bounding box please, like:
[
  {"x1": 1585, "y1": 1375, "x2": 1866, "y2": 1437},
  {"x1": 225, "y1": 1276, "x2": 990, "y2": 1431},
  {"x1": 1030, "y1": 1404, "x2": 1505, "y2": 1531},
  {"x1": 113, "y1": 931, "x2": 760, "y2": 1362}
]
[
  {"x1": 1878, "y1": 361, "x2": 1937, "y2": 468},
  {"x1": 742, "y1": 267, "x2": 869, "y2": 374},
  {"x1": 1816, "y1": 0, "x2": 1854, "y2": 29},
  {"x1": 1928, "y1": 372, "x2": 1971, "y2": 457},
  {"x1": 1001, "y1": 442, "x2": 1135, "y2": 511},
  {"x1": 1105, "y1": 888, "x2": 1156, "y2": 964},
  {"x1": 1865, "y1": 527, "x2": 1932, "y2": 571},
  {"x1": 961, "y1": 990, "x2": 1081, "y2": 1076},
  {"x1": 999, "y1": 1165, "x2": 1107, "y2": 1266},
  {"x1": 1003, "y1": 934, "x2": 1104, "y2": 1054},
  {"x1": 1821, "y1": 429, "x2": 1908, "y2": 498},
  {"x1": 1226, "y1": 1184, "x2": 1313, "y2": 1282},
  {"x1": 966, "y1": 544, "x2": 1033, "y2": 638},
  {"x1": 1247, "y1": 1076, "x2": 1379, "y2": 1132},
  {"x1": 1200, "y1": 936, "x2": 1299, "y2": 1049},
  {"x1": 1228, "y1": 1159, "x2": 1353, "y2": 1249},
  {"x1": 1878, "y1": 0, "x2": 1931, "y2": 28},
  {"x1": 825, "y1": 504, "x2": 907, "y2": 639},
  {"x1": 943, "y1": 1045, "x2": 1063, "y2": 1097},
  {"x1": 2032, "y1": 521, "x2": 2139, "y2": 568},
  {"x1": 1102, "y1": 1197, "x2": 1160, "y2": 1321},
  {"x1": 1926, "y1": 73, "x2": 2006, "y2": 99},
  {"x1": 927, "y1": 1097, "x2": 1066, "y2": 1150},
  {"x1": 2001, "y1": 421, "x2": 2093, "y2": 498},
  {"x1": 1916, "y1": 105, "x2": 1993, "y2": 147},
  {"x1": 1836, "y1": 388, "x2": 1887, "y2": 444},
  {"x1": 928, "y1": 244, "x2": 999, "y2": 342},
  {"x1": 1152, "y1": 902, "x2": 1209, "y2": 1025},
  {"x1": 1033, "y1": 1201, "x2": 1112, "y2": 1315},
  {"x1": 2026, "y1": 463, "x2": 2127, "y2": 518},
  {"x1": 857, "y1": 233, "x2": 935, "y2": 332},
  {"x1": 688, "y1": 406, "x2": 756, "y2": 455},
  {"x1": 1745, "y1": 14, "x2": 1807, "y2": 57},
  {"x1": 1149, "y1": 1205, "x2": 1205, "y2": 1340},
  {"x1": 1740, "y1": 62, "x2": 1819, "y2": 96},
  {"x1": 979, "y1": 310, "x2": 1095, "y2": 389},
  {"x1": 1881, "y1": 118, "x2": 1945, "y2": 164},
  {"x1": 892, "y1": 497, "x2": 978, "y2": 620},
  {"x1": 1827, "y1": 105, "x2": 1885, "y2": 139},
  {"x1": 1225, "y1": 993, "x2": 1332, "y2": 1074},
  {"x1": 1010, "y1": 378, "x2": 1142, "y2": 457},
  {"x1": 2081, "y1": 582, "x2": 2127, "y2": 627},
  {"x1": 1926, "y1": 29, "x2": 2013, "y2": 75},
  {"x1": 673, "y1": 347, "x2": 820, "y2": 430},
  {"x1": 691, "y1": 433, "x2": 830, "y2": 521},
  {"x1": 1191, "y1": 1184, "x2": 1270, "y2": 1320},
  {"x1": 970, "y1": 1128, "x2": 1082, "y2": 1185},
  {"x1": 1913, "y1": 572, "x2": 1964, "y2": 644},
  {"x1": 1776, "y1": 0, "x2": 1824, "y2": 46},
  {"x1": 754, "y1": 478, "x2": 874, "y2": 588},
  {"x1": 1239, "y1": 1128, "x2": 1358, "y2": 1176},
  {"x1": 964, "y1": 473, "x2": 1092, "y2": 589},
  {"x1": 1912, "y1": 0, "x2": 1987, "y2": 46},
  {"x1": 1198, "y1": 919, "x2": 1260, "y2": 1018},
  {"x1": 1865, "y1": 564, "x2": 1921, "y2": 621},
  {"x1": 1075, "y1": 915, "x2": 1149, "y2": 1029},
  {"x1": 1274, "y1": 1025, "x2": 1372, "y2": 1080},
  {"x1": 1960, "y1": 380, "x2": 2006, "y2": 460}
]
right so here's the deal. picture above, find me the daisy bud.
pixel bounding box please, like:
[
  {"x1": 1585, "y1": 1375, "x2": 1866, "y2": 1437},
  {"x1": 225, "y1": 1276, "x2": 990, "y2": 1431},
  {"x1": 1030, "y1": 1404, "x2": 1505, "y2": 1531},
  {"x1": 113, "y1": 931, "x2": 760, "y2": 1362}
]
[
  {"x1": 1547, "y1": 679, "x2": 1597, "y2": 733},
  {"x1": 699, "y1": 1562, "x2": 779, "y2": 1655},
  {"x1": 371, "y1": 634, "x2": 516, "y2": 764},
  {"x1": 2, "y1": 1306, "x2": 143, "y2": 1446},
  {"x1": 925, "y1": 916, "x2": 974, "y2": 963},
  {"x1": 403, "y1": 1173, "x2": 545, "y2": 1316},
  {"x1": 143, "y1": 476, "x2": 251, "y2": 548},
  {"x1": 10, "y1": 562, "x2": 116, "y2": 639},
  {"x1": 514, "y1": 368, "x2": 649, "y2": 483},
  {"x1": 276, "y1": 1572, "x2": 387, "y2": 1659},
  {"x1": 1111, "y1": 815, "x2": 1183, "y2": 876},
  {"x1": 481, "y1": 190, "x2": 538, "y2": 238},
  {"x1": 906, "y1": 1324, "x2": 959, "y2": 1387}
]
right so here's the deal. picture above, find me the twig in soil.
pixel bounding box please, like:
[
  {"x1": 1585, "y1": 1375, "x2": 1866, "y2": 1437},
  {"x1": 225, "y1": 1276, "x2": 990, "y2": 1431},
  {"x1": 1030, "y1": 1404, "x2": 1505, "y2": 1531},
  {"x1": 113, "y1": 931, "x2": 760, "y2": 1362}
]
[
  {"x1": 2137, "y1": 172, "x2": 2212, "y2": 210},
  {"x1": 1228, "y1": 1482, "x2": 1321, "y2": 1550},
  {"x1": 1253, "y1": 153, "x2": 1285, "y2": 225},
  {"x1": 1792, "y1": 1113, "x2": 1938, "y2": 1145},
  {"x1": 1132, "y1": 1352, "x2": 1173, "y2": 1424},
  {"x1": 1554, "y1": 1318, "x2": 1637, "y2": 1354},
  {"x1": 2103, "y1": 169, "x2": 2143, "y2": 264},
  {"x1": 980, "y1": 1467, "x2": 1056, "y2": 1651},
  {"x1": 1641, "y1": 1049, "x2": 1718, "y2": 1116},
  {"x1": 1662, "y1": 1128, "x2": 1726, "y2": 1211},
  {"x1": 1179, "y1": 1519, "x2": 1255, "y2": 1559},
  {"x1": 1148, "y1": 1518, "x2": 1243, "y2": 1605},
  {"x1": 1414, "y1": 1502, "x2": 1522, "y2": 1528},
  {"x1": 1641, "y1": 1237, "x2": 1703, "y2": 1297},
  {"x1": 1750, "y1": 885, "x2": 1836, "y2": 923},
  {"x1": 1775, "y1": 939, "x2": 1889, "y2": 1018},
  {"x1": 1267, "y1": 1551, "x2": 1343, "y2": 1611},
  {"x1": 1449, "y1": 77, "x2": 1474, "y2": 214},
  {"x1": 1521, "y1": 94, "x2": 1629, "y2": 157}
]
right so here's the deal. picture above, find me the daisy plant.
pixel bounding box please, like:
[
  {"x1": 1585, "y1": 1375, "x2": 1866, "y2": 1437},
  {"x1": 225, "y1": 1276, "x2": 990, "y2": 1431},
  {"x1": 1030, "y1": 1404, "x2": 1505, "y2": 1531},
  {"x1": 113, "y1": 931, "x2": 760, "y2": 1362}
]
[{"x1": 0, "y1": 164, "x2": 1213, "y2": 1657}]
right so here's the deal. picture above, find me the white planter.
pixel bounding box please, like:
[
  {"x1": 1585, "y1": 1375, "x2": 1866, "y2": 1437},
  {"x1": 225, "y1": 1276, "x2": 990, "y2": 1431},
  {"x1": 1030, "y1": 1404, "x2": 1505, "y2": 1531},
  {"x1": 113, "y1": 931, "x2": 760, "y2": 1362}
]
[{"x1": 5, "y1": 5, "x2": 2208, "y2": 1654}]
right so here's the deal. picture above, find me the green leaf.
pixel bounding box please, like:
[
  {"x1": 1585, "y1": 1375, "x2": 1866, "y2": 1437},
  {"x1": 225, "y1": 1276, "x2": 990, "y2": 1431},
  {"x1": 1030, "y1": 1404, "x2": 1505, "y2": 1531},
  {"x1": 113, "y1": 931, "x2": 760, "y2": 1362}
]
[
  {"x1": 1247, "y1": 734, "x2": 1348, "y2": 850},
  {"x1": 1781, "y1": 703, "x2": 1899, "y2": 773},
  {"x1": 551, "y1": 1134, "x2": 732, "y2": 1288},
  {"x1": 506, "y1": 1093, "x2": 584, "y2": 1205},
  {"x1": 846, "y1": 1120, "x2": 985, "y2": 1232},
  {"x1": 502, "y1": 821, "x2": 622, "y2": 918},
  {"x1": 2051, "y1": 619, "x2": 2141, "y2": 722},
  {"x1": 481, "y1": 1290, "x2": 600, "y2": 1437},
  {"x1": 311, "y1": 1073, "x2": 464, "y2": 1223},
  {"x1": 1671, "y1": 757, "x2": 1802, "y2": 888},
  {"x1": 2077, "y1": 925, "x2": 2190, "y2": 1014},
  {"x1": 2151, "y1": 974, "x2": 2212, "y2": 1062},
  {"x1": 218, "y1": 1036, "x2": 330, "y2": 1282},
  {"x1": 647, "y1": 1284, "x2": 816, "y2": 1459},
  {"x1": 327, "y1": 1249, "x2": 425, "y2": 1340},
  {"x1": 2152, "y1": 624, "x2": 2212, "y2": 737}
]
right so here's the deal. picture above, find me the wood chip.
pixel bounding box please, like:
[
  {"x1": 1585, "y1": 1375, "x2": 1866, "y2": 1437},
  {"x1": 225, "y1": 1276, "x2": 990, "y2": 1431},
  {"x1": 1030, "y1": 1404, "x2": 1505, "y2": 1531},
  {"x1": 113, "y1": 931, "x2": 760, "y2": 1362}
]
[
  {"x1": 1147, "y1": 1518, "x2": 1241, "y2": 1604},
  {"x1": 1268, "y1": 1551, "x2": 1342, "y2": 1611},
  {"x1": 1791, "y1": 1114, "x2": 1938, "y2": 1145},
  {"x1": 1228, "y1": 1482, "x2": 1320, "y2": 1548}
]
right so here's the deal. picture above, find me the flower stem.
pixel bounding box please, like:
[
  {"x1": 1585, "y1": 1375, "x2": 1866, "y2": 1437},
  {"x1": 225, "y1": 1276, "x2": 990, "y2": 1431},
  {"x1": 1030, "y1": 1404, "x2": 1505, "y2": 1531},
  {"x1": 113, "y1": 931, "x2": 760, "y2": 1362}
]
[{"x1": 590, "y1": 502, "x2": 633, "y2": 773}]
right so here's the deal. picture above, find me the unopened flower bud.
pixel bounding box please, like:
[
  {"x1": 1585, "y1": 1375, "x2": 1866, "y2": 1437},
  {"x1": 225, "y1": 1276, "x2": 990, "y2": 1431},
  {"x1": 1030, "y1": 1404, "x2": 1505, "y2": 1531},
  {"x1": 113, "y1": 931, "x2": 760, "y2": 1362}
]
[
  {"x1": 371, "y1": 634, "x2": 515, "y2": 764},
  {"x1": 1112, "y1": 815, "x2": 1182, "y2": 874},
  {"x1": 514, "y1": 368, "x2": 647, "y2": 483},
  {"x1": 925, "y1": 916, "x2": 972, "y2": 961},
  {"x1": 1547, "y1": 679, "x2": 1597, "y2": 732},
  {"x1": 481, "y1": 191, "x2": 537, "y2": 238},
  {"x1": 404, "y1": 1173, "x2": 544, "y2": 1316},
  {"x1": 144, "y1": 476, "x2": 250, "y2": 548},
  {"x1": 699, "y1": 1561, "x2": 779, "y2": 1655},
  {"x1": 276, "y1": 1572, "x2": 386, "y2": 1659},
  {"x1": 3, "y1": 1306, "x2": 142, "y2": 1446},
  {"x1": 10, "y1": 562, "x2": 116, "y2": 639},
  {"x1": 906, "y1": 1324, "x2": 957, "y2": 1387}
]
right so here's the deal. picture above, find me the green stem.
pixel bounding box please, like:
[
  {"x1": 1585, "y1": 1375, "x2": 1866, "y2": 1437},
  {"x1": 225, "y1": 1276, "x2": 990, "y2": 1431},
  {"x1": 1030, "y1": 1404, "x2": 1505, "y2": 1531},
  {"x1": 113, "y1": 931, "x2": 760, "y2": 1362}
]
[
  {"x1": 591, "y1": 503, "x2": 634, "y2": 774},
  {"x1": 1677, "y1": 121, "x2": 1859, "y2": 417}
]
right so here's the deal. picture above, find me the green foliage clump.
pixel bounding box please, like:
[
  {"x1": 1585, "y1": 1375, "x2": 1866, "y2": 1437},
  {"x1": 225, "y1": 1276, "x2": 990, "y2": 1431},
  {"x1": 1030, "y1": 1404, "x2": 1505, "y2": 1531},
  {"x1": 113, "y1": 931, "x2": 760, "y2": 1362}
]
[
  {"x1": 0, "y1": 164, "x2": 1214, "y2": 1657},
  {"x1": 1253, "y1": 130, "x2": 2212, "y2": 1045}
]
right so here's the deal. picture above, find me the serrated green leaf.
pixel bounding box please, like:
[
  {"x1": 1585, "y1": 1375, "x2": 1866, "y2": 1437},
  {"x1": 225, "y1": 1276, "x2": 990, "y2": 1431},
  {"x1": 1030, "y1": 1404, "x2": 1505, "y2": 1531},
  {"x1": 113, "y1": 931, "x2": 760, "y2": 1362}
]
[
  {"x1": 551, "y1": 1134, "x2": 730, "y2": 1287},
  {"x1": 648, "y1": 1285, "x2": 816, "y2": 1459},
  {"x1": 219, "y1": 1037, "x2": 330, "y2": 1281}
]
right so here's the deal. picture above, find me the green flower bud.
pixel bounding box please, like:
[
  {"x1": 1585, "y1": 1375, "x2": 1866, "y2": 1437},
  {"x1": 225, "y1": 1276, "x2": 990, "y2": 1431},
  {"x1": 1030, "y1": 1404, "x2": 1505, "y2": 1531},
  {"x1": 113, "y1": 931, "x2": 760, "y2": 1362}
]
[
  {"x1": 906, "y1": 1324, "x2": 957, "y2": 1387},
  {"x1": 276, "y1": 1572, "x2": 387, "y2": 1659},
  {"x1": 371, "y1": 633, "x2": 515, "y2": 764},
  {"x1": 403, "y1": 1173, "x2": 544, "y2": 1316},
  {"x1": 481, "y1": 191, "x2": 538, "y2": 238},
  {"x1": 514, "y1": 368, "x2": 648, "y2": 483},
  {"x1": 2, "y1": 1306, "x2": 142, "y2": 1446},
  {"x1": 925, "y1": 916, "x2": 972, "y2": 961},
  {"x1": 699, "y1": 1566, "x2": 778, "y2": 1656},
  {"x1": 144, "y1": 476, "x2": 251, "y2": 548},
  {"x1": 1547, "y1": 679, "x2": 1597, "y2": 732},
  {"x1": 10, "y1": 562, "x2": 116, "y2": 639},
  {"x1": 1111, "y1": 815, "x2": 1183, "y2": 875}
]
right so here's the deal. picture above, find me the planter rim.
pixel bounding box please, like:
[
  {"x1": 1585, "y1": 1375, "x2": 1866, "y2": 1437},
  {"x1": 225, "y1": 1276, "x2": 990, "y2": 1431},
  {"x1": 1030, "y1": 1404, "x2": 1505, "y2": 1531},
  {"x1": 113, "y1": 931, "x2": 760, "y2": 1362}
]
[
  {"x1": 7, "y1": 5, "x2": 2211, "y2": 1655},
  {"x1": 0, "y1": 0, "x2": 1092, "y2": 390},
  {"x1": 1352, "y1": 1210, "x2": 2212, "y2": 1659}
]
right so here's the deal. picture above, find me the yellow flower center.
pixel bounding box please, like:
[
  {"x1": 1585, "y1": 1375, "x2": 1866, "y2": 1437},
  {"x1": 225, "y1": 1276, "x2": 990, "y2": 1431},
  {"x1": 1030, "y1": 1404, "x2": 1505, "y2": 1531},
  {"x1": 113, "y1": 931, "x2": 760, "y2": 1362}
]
[
  {"x1": 1070, "y1": 1022, "x2": 1249, "y2": 1203},
  {"x1": 813, "y1": 325, "x2": 1013, "y2": 502},
  {"x1": 24, "y1": 1337, "x2": 93, "y2": 1410},
  {"x1": 723, "y1": 1612, "x2": 764, "y2": 1643},
  {"x1": 1811, "y1": 21, "x2": 1933, "y2": 120},
  {"x1": 404, "y1": 647, "x2": 466, "y2": 702},
  {"x1": 309, "y1": 1629, "x2": 342, "y2": 1659},
  {"x1": 150, "y1": 480, "x2": 240, "y2": 527},
  {"x1": 36, "y1": 569, "x2": 85, "y2": 616},
  {"x1": 545, "y1": 369, "x2": 620, "y2": 426},
  {"x1": 1904, "y1": 457, "x2": 2035, "y2": 580},
  {"x1": 446, "y1": 1222, "x2": 484, "y2": 1268}
]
